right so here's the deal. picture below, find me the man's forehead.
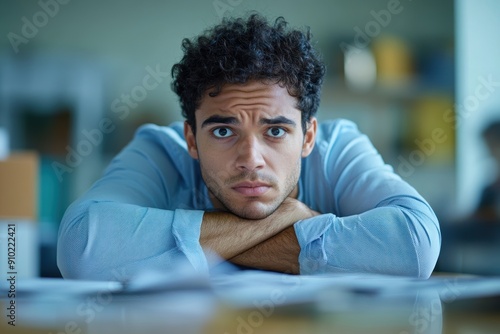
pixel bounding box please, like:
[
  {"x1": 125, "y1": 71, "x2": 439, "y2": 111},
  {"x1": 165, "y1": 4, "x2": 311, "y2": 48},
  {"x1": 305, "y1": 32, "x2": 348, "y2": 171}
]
[
  {"x1": 197, "y1": 86, "x2": 299, "y2": 121},
  {"x1": 201, "y1": 81, "x2": 296, "y2": 105},
  {"x1": 194, "y1": 81, "x2": 302, "y2": 130}
]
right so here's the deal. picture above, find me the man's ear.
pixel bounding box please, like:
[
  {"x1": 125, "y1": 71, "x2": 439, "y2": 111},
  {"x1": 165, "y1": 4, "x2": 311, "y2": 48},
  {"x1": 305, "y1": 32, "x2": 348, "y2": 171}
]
[
  {"x1": 301, "y1": 117, "x2": 317, "y2": 158},
  {"x1": 184, "y1": 121, "x2": 199, "y2": 159}
]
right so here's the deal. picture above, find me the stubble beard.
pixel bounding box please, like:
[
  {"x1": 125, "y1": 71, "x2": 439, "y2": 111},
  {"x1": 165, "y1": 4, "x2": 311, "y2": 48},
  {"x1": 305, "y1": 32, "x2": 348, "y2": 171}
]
[{"x1": 200, "y1": 159, "x2": 301, "y2": 220}]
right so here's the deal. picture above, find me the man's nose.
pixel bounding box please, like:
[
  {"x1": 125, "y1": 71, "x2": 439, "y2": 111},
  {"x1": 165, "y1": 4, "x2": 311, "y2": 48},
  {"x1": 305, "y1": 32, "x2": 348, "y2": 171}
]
[{"x1": 235, "y1": 135, "x2": 265, "y2": 172}]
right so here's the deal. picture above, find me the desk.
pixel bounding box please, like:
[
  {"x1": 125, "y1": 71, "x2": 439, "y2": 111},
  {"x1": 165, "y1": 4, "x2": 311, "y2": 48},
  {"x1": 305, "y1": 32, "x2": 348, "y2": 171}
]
[{"x1": 2, "y1": 273, "x2": 500, "y2": 334}]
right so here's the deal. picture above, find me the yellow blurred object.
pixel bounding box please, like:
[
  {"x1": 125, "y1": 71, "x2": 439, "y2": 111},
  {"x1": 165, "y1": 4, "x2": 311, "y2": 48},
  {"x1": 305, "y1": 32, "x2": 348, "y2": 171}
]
[
  {"x1": 407, "y1": 95, "x2": 455, "y2": 164},
  {"x1": 372, "y1": 35, "x2": 414, "y2": 86}
]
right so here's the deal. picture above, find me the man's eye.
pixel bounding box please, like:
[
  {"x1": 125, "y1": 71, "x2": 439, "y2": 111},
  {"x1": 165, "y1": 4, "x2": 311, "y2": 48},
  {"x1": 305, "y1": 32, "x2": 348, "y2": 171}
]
[
  {"x1": 267, "y1": 127, "x2": 286, "y2": 138},
  {"x1": 213, "y1": 127, "x2": 233, "y2": 138}
]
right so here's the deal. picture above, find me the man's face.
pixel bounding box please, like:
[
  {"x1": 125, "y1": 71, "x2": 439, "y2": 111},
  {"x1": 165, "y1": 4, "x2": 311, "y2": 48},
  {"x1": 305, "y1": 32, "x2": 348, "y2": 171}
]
[{"x1": 184, "y1": 81, "x2": 317, "y2": 220}]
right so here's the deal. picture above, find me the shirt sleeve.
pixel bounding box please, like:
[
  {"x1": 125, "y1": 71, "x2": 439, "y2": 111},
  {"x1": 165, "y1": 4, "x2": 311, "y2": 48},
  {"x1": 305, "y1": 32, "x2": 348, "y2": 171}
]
[
  {"x1": 294, "y1": 120, "x2": 441, "y2": 278},
  {"x1": 57, "y1": 124, "x2": 209, "y2": 281}
]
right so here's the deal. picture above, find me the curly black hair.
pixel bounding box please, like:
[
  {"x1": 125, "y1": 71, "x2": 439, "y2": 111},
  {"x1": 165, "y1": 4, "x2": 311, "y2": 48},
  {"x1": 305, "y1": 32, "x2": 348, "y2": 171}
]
[{"x1": 171, "y1": 13, "x2": 326, "y2": 134}]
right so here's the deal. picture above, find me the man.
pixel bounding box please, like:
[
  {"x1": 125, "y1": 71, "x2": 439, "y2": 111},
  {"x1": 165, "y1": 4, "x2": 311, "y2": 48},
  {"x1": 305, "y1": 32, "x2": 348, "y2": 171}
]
[{"x1": 57, "y1": 14, "x2": 441, "y2": 280}]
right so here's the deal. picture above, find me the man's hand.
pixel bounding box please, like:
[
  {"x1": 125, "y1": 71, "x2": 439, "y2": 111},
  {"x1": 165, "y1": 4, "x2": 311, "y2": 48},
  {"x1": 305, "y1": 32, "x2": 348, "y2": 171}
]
[{"x1": 200, "y1": 197, "x2": 320, "y2": 271}]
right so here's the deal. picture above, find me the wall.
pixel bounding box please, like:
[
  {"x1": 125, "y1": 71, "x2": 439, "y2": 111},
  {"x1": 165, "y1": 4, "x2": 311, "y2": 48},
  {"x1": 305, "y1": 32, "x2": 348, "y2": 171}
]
[
  {"x1": 455, "y1": 0, "x2": 500, "y2": 217},
  {"x1": 0, "y1": 0, "x2": 454, "y2": 123}
]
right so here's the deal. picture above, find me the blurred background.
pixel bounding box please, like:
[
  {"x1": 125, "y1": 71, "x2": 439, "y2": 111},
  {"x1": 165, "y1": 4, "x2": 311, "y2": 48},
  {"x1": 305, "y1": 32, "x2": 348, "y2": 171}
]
[{"x1": 0, "y1": 0, "x2": 499, "y2": 278}]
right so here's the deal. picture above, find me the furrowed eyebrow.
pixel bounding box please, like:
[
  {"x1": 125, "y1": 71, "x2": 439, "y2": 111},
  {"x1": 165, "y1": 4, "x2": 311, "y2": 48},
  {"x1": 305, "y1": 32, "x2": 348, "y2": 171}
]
[
  {"x1": 259, "y1": 116, "x2": 297, "y2": 127},
  {"x1": 201, "y1": 115, "x2": 239, "y2": 128}
]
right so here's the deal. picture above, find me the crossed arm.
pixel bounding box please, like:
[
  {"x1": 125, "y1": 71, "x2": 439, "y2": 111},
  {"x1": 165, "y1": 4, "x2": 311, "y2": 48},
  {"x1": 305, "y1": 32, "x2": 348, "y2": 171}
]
[{"x1": 199, "y1": 197, "x2": 319, "y2": 274}]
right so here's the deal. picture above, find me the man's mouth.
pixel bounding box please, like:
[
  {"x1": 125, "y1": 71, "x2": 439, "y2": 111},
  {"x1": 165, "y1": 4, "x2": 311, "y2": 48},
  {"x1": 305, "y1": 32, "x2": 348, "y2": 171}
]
[{"x1": 231, "y1": 181, "x2": 271, "y2": 196}]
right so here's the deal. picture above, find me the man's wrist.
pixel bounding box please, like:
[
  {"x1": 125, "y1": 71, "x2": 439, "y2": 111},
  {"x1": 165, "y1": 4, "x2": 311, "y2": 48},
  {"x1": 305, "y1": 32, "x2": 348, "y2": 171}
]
[{"x1": 229, "y1": 226, "x2": 301, "y2": 274}]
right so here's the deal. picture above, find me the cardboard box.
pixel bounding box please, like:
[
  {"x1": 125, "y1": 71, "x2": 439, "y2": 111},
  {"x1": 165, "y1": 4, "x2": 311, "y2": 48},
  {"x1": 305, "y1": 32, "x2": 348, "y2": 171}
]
[
  {"x1": 0, "y1": 152, "x2": 40, "y2": 278},
  {"x1": 0, "y1": 151, "x2": 38, "y2": 220}
]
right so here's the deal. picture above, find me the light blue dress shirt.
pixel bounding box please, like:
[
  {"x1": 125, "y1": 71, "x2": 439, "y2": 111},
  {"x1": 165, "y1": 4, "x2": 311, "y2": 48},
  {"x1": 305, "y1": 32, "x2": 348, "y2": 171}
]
[{"x1": 57, "y1": 119, "x2": 441, "y2": 280}]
